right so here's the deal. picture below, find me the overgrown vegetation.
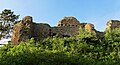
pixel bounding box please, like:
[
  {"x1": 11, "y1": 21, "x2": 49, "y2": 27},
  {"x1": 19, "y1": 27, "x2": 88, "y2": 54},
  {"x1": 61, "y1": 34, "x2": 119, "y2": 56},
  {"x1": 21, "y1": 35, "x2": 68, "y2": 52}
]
[{"x1": 0, "y1": 27, "x2": 120, "y2": 65}]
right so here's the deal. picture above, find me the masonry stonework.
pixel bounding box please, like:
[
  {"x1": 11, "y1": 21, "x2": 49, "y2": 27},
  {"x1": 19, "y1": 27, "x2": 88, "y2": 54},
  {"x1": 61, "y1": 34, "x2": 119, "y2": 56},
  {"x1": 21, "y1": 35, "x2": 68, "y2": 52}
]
[
  {"x1": 57, "y1": 17, "x2": 80, "y2": 27},
  {"x1": 106, "y1": 20, "x2": 120, "y2": 29},
  {"x1": 11, "y1": 16, "x2": 101, "y2": 44},
  {"x1": 85, "y1": 23, "x2": 94, "y2": 32},
  {"x1": 12, "y1": 16, "x2": 50, "y2": 44}
]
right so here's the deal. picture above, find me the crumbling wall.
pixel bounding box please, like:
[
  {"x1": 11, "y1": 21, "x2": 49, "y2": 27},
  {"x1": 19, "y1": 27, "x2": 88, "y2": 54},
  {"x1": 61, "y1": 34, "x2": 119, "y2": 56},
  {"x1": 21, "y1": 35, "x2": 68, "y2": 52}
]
[
  {"x1": 11, "y1": 16, "x2": 33, "y2": 44},
  {"x1": 51, "y1": 26, "x2": 79, "y2": 37},
  {"x1": 106, "y1": 20, "x2": 120, "y2": 29},
  {"x1": 11, "y1": 22, "x2": 24, "y2": 44},
  {"x1": 11, "y1": 16, "x2": 50, "y2": 44},
  {"x1": 11, "y1": 16, "x2": 103, "y2": 44},
  {"x1": 85, "y1": 23, "x2": 94, "y2": 31},
  {"x1": 57, "y1": 16, "x2": 80, "y2": 27},
  {"x1": 32, "y1": 23, "x2": 50, "y2": 40}
]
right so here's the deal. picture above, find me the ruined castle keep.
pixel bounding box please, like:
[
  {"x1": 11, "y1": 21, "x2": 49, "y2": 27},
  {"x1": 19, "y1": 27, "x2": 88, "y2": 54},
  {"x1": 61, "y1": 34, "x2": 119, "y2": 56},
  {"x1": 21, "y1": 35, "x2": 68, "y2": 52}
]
[{"x1": 11, "y1": 16, "x2": 120, "y2": 44}]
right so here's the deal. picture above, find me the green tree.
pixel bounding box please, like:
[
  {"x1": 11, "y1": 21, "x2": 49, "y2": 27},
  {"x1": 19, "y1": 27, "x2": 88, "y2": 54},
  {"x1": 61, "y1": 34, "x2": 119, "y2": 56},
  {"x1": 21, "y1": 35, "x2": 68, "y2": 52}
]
[
  {"x1": 104, "y1": 27, "x2": 120, "y2": 61},
  {"x1": 78, "y1": 27, "x2": 96, "y2": 39},
  {"x1": 105, "y1": 27, "x2": 120, "y2": 43},
  {"x1": 0, "y1": 9, "x2": 19, "y2": 39}
]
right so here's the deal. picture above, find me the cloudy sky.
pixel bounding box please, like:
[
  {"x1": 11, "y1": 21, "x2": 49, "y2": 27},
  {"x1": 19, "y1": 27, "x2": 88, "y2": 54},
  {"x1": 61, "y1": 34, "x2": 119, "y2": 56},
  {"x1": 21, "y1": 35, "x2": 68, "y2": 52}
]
[{"x1": 0, "y1": 0, "x2": 120, "y2": 31}]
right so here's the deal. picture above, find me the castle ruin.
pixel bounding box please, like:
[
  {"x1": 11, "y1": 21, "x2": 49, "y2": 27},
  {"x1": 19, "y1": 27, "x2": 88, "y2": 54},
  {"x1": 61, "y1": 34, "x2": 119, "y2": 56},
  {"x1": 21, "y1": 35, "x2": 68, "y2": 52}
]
[{"x1": 11, "y1": 16, "x2": 120, "y2": 44}]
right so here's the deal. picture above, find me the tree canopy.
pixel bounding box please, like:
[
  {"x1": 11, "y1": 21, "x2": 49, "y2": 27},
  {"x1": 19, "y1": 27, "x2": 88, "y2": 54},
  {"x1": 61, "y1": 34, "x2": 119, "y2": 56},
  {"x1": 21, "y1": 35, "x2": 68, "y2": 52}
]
[{"x1": 0, "y1": 9, "x2": 19, "y2": 39}]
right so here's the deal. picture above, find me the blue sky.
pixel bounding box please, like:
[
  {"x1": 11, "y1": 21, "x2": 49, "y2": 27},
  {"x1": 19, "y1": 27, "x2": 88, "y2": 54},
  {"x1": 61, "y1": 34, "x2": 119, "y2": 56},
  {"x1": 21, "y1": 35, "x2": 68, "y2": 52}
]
[{"x1": 0, "y1": 0, "x2": 120, "y2": 31}]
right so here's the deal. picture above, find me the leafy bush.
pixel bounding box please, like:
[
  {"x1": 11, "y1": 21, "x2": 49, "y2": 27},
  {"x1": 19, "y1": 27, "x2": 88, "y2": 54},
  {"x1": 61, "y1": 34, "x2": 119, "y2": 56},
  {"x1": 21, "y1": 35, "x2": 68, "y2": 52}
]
[{"x1": 1, "y1": 28, "x2": 120, "y2": 65}]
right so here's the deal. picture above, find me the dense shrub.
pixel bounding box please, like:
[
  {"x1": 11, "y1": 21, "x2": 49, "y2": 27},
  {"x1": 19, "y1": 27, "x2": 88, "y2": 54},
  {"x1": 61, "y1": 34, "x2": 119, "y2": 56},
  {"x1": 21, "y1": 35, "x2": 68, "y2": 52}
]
[{"x1": 1, "y1": 28, "x2": 120, "y2": 65}]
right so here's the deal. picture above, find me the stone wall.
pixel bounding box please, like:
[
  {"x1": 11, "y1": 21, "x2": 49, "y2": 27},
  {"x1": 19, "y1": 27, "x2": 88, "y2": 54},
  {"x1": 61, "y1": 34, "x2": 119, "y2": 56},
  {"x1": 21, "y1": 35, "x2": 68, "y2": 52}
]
[
  {"x1": 11, "y1": 16, "x2": 50, "y2": 44},
  {"x1": 31, "y1": 23, "x2": 50, "y2": 40},
  {"x1": 106, "y1": 20, "x2": 120, "y2": 29},
  {"x1": 57, "y1": 16, "x2": 80, "y2": 27},
  {"x1": 11, "y1": 16, "x2": 33, "y2": 44},
  {"x1": 51, "y1": 26, "x2": 79, "y2": 37},
  {"x1": 11, "y1": 16, "x2": 102, "y2": 44},
  {"x1": 85, "y1": 23, "x2": 94, "y2": 32}
]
